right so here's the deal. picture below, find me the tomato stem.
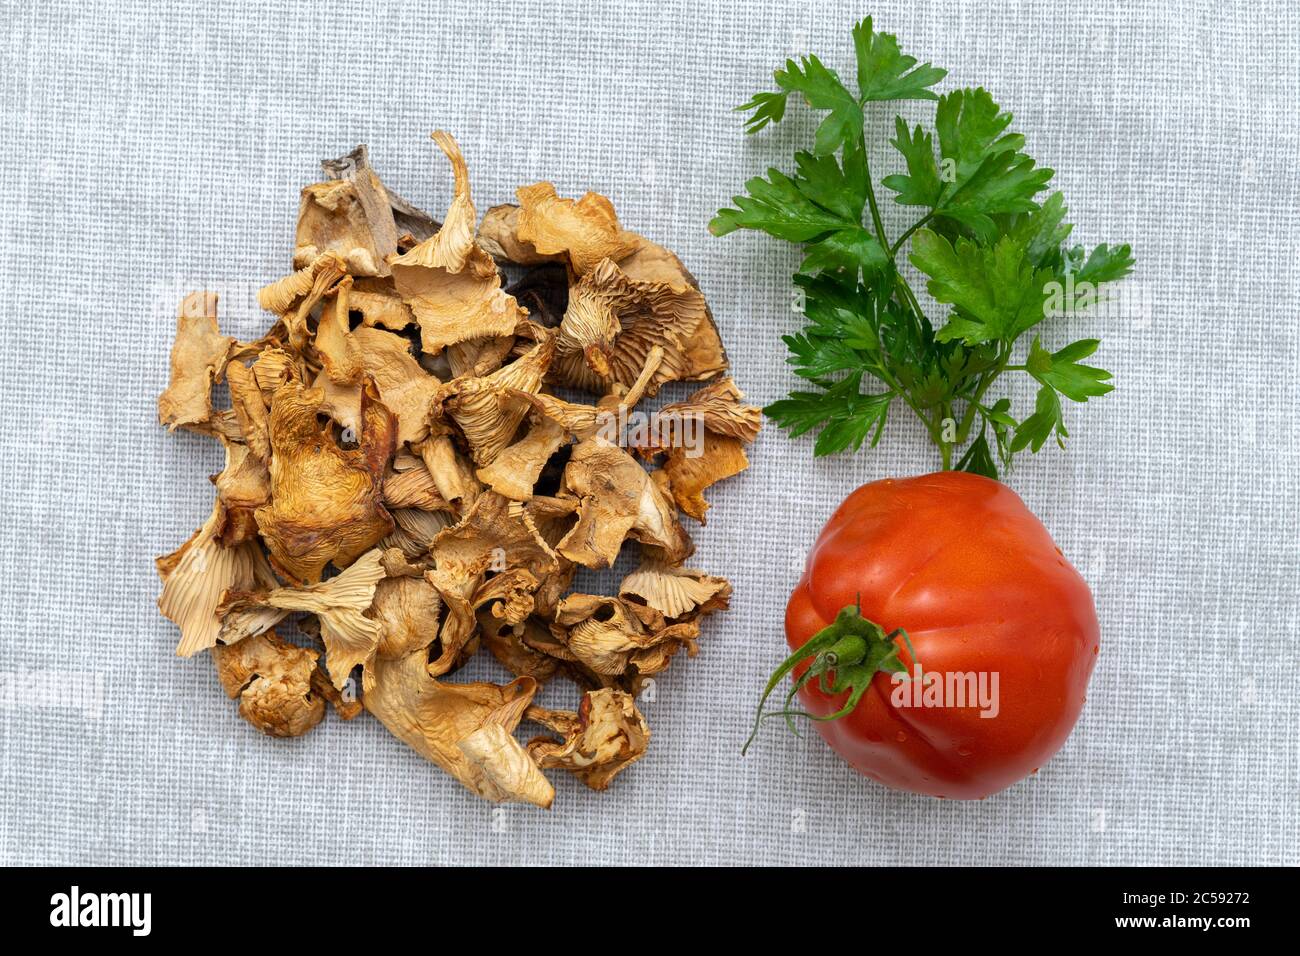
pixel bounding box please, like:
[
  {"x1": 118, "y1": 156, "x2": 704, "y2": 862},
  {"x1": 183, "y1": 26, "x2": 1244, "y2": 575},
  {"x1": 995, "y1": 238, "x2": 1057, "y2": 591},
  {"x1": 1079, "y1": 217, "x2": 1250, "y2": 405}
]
[{"x1": 742, "y1": 603, "x2": 917, "y2": 754}]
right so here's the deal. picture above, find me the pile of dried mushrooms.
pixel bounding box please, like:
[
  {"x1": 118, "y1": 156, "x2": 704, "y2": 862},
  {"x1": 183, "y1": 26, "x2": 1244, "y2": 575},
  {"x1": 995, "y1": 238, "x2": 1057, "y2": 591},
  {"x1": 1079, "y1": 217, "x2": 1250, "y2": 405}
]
[{"x1": 155, "y1": 132, "x2": 760, "y2": 807}]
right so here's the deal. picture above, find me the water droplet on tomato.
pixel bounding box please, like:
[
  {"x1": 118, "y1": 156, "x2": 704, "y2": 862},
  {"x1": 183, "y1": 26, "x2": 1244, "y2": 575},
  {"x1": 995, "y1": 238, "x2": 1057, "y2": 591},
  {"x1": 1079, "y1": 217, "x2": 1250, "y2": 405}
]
[
  {"x1": 895, "y1": 731, "x2": 907, "y2": 742},
  {"x1": 956, "y1": 745, "x2": 972, "y2": 757}
]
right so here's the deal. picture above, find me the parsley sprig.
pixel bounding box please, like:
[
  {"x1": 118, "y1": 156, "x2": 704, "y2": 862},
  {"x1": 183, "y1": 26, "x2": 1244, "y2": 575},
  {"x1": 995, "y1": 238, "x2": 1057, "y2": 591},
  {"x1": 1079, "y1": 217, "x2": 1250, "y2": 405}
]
[{"x1": 712, "y1": 17, "x2": 1134, "y2": 475}]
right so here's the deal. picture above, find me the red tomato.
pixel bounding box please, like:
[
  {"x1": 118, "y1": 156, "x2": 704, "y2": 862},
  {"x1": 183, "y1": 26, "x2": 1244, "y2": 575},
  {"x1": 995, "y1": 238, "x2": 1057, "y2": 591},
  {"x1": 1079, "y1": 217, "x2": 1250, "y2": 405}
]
[{"x1": 781, "y1": 471, "x2": 1099, "y2": 799}]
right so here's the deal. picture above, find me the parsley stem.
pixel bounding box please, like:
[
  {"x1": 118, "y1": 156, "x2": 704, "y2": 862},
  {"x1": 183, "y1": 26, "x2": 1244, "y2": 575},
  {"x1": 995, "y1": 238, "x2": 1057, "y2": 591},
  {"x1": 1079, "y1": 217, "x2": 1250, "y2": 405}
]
[
  {"x1": 895, "y1": 276, "x2": 926, "y2": 326},
  {"x1": 861, "y1": 141, "x2": 931, "y2": 332},
  {"x1": 889, "y1": 213, "x2": 933, "y2": 257},
  {"x1": 872, "y1": 363, "x2": 945, "y2": 454},
  {"x1": 860, "y1": 144, "x2": 942, "y2": 457},
  {"x1": 956, "y1": 347, "x2": 1012, "y2": 445},
  {"x1": 861, "y1": 145, "x2": 891, "y2": 250}
]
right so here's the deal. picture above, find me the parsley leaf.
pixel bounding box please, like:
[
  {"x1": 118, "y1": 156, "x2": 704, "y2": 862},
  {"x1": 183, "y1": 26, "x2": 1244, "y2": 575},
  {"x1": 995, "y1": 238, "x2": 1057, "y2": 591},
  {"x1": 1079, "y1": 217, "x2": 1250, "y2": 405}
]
[
  {"x1": 940, "y1": 150, "x2": 1053, "y2": 239},
  {"x1": 955, "y1": 430, "x2": 998, "y2": 478},
  {"x1": 794, "y1": 144, "x2": 868, "y2": 222},
  {"x1": 735, "y1": 91, "x2": 788, "y2": 134},
  {"x1": 800, "y1": 227, "x2": 888, "y2": 277},
  {"x1": 716, "y1": 19, "x2": 1135, "y2": 477},
  {"x1": 885, "y1": 88, "x2": 1053, "y2": 239},
  {"x1": 910, "y1": 230, "x2": 1055, "y2": 344},
  {"x1": 1026, "y1": 337, "x2": 1114, "y2": 402},
  {"x1": 882, "y1": 118, "x2": 944, "y2": 207},
  {"x1": 935, "y1": 88, "x2": 1023, "y2": 180},
  {"x1": 1069, "y1": 242, "x2": 1136, "y2": 284},
  {"x1": 736, "y1": 18, "x2": 944, "y2": 156},
  {"x1": 709, "y1": 167, "x2": 854, "y2": 240},
  {"x1": 765, "y1": 374, "x2": 893, "y2": 456},
  {"x1": 852, "y1": 16, "x2": 946, "y2": 102},
  {"x1": 1011, "y1": 384, "x2": 1067, "y2": 453},
  {"x1": 1003, "y1": 191, "x2": 1073, "y2": 266},
  {"x1": 774, "y1": 55, "x2": 862, "y2": 155}
]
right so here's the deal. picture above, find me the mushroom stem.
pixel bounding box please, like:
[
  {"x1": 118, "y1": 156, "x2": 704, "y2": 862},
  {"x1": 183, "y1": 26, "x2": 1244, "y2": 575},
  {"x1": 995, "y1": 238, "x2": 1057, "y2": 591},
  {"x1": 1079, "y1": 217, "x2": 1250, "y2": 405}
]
[{"x1": 617, "y1": 345, "x2": 665, "y2": 413}]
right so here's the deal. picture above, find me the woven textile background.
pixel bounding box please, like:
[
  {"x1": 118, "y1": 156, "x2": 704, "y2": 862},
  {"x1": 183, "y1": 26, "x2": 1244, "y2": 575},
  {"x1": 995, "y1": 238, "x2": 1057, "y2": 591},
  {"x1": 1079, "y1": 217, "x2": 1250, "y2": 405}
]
[{"x1": 1, "y1": 0, "x2": 1296, "y2": 866}]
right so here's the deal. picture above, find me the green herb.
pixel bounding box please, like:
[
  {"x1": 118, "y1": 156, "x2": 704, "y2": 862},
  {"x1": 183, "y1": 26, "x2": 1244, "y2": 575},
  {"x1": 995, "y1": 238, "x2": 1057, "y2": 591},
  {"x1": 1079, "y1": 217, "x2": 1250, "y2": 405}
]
[{"x1": 712, "y1": 17, "x2": 1134, "y2": 474}]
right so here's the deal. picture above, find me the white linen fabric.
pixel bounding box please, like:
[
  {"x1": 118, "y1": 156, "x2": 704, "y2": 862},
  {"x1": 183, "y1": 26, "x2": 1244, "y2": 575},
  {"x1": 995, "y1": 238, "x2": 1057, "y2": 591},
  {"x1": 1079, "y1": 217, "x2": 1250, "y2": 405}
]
[{"x1": 0, "y1": 0, "x2": 1296, "y2": 866}]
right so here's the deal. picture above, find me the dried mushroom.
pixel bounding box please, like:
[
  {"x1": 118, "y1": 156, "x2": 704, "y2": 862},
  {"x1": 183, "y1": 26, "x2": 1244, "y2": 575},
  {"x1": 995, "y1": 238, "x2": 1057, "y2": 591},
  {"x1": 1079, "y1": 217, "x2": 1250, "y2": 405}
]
[
  {"x1": 212, "y1": 438, "x2": 271, "y2": 547},
  {"x1": 158, "y1": 292, "x2": 234, "y2": 434},
  {"x1": 550, "y1": 258, "x2": 708, "y2": 395},
  {"x1": 476, "y1": 413, "x2": 567, "y2": 500},
  {"x1": 636, "y1": 378, "x2": 762, "y2": 523},
  {"x1": 435, "y1": 330, "x2": 555, "y2": 465},
  {"x1": 550, "y1": 593, "x2": 699, "y2": 679},
  {"x1": 479, "y1": 187, "x2": 729, "y2": 394},
  {"x1": 620, "y1": 557, "x2": 732, "y2": 621},
  {"x1": 512, "y1": 183, "x2": 640, "y2": 275},
  {"x1": 211, "y1": 630, "x2": 328, "y2": 738},
  {"x1": 255, "y1": 380, "x2": 396, "y2": 584},
  {"x1": 390, "y1": 135, "x2": 526, "y2": 354},
  {"x1": 365, "y1": 651, "x2": 553, "y2": 807},
  {"x1": 313, "y1": 325, "x2": 442, "y2": 446},
  {"x1": 158, "y1": 498, "x2": 280, "y2": 657},
  {"x1": 156, "y1": 131, "x2": 759, "y2": 806},
  {"x1": 216, "y1": 548, "x2": 387, "y2": 690},
  {"x1": 371, "y1": 549, "x2": 443, "y2": 660},
  {"x1": 527, "y1": 689, "x2": 650, "y2": 791},
  {"x1": 556, "y1": 438, "x2": 691, "y2": 569}
]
